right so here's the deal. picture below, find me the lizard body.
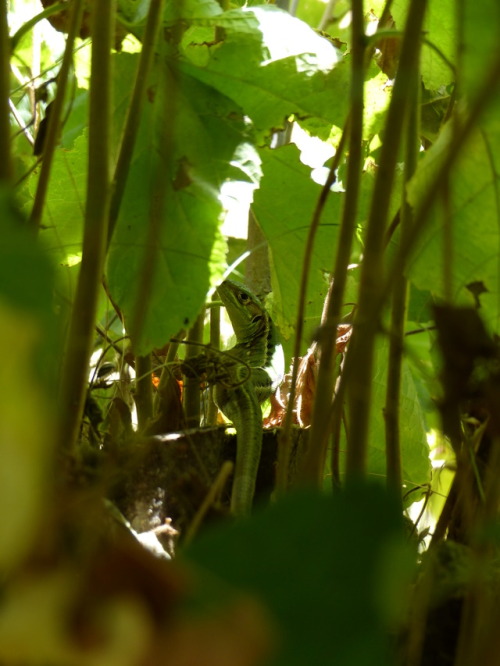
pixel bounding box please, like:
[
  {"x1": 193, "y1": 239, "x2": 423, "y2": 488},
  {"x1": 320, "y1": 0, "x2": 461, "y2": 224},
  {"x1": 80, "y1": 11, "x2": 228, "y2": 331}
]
[{"x1": 215, "y1": 280, "x2": 284, "y2": 516}]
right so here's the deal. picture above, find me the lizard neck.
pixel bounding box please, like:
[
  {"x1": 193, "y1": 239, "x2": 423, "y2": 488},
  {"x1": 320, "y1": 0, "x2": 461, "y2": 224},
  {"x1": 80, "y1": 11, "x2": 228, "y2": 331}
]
[{"x1": 232, "y1": 310, "x2": 271, "y2": 364}]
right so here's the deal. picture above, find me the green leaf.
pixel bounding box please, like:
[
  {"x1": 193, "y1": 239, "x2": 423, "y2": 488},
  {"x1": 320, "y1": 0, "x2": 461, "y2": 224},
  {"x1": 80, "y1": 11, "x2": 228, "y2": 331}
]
[
  {"x1": 462, "y1": 0, "x2": 500, "y2": 100},
  {"x1": 392, "y1": 0, "x2": 456, "y2": 89},
  {"x1": 25, "y1": 133, "x2": 87, "y2": 319},
  {"x1": 118, "y1": 0, "x2": 223, "y2": 27},
  {"x1": 407, "y1": 120, "x2": 500, "y2": 331},
  {"x1": 178, "y1": 5, "x2": 346, "y2": 142},
  {"x1": 363, "y1": 59, "x2": 392, "y2": 143},
  {"x1": 252, "y1": 144, "x2": 344, "y2": 340},
  {"x1": 107, "y1": 55, "x2": 254, "y2": 353},
  {"x1": 363, "y1": 337, "x2": 431, "y2": 495},
  {"x1": 164, "y1": 0, "x2": 223, "y2": 22},
  {"x1": 337, "y1": 335, "x2": 430, "y2": 498},
  {"x1": 184, "y1": 486, "x2": 415, "y2": 666}
]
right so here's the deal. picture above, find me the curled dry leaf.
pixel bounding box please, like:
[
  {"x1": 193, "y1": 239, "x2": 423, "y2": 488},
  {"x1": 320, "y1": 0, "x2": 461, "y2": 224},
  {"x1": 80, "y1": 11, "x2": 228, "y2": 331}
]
[{"x1": 274, "y1": 323, "x2": 353, "y2": 428}]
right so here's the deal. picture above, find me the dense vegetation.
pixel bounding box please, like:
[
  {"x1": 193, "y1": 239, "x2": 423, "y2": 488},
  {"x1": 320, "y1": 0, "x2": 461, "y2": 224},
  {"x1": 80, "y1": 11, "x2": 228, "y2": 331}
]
[{"x1": 2, "y1": 0, "x2": 500, "y2": 664}]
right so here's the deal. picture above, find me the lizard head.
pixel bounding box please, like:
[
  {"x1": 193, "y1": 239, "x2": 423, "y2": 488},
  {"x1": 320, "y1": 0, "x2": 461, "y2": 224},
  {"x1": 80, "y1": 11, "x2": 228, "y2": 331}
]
[{"x1": 216, "y1": 280, "x2": 268, "y2": 342}]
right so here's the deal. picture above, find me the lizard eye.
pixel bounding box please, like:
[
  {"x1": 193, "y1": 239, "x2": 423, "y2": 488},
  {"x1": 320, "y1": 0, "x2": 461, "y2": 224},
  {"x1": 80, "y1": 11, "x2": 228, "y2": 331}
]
[
  {"x1": 252, "y1": 314, "x2": 263, "y2": 324},
  {"x1": 239, "y1": 292, "x2": 250, "y2": 303}
]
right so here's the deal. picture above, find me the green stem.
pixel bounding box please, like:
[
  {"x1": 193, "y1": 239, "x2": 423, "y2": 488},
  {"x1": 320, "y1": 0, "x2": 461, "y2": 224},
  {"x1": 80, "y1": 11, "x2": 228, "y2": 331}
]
[
  {"x1": 0, "y1": 0, "x2": 12, "y2": 183},
  {"x1": 384, "y1": 40, "x2": 421, "y2": 501},
  {"x1": 297, "y1": 0, "x2": 365, "y2": 486},
  {"x1": 344, "y1": 0, "x2": 428, "y2": 480},
  {"x1": 28, "y1": 0, "x2": 84, "y2": 231},
  {"x1": 57, "y1": 0, "x2": 114, "y2": 451},
  {"x1": 107, "y1": 0, "x2": 165, "y2": 247}
]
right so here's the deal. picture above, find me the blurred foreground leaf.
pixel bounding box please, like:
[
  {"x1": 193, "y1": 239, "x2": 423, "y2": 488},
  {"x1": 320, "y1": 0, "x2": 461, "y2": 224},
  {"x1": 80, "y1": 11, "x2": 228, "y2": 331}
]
[{"x1": 184, "y1": 484, "x2": 415, "y2": 666}]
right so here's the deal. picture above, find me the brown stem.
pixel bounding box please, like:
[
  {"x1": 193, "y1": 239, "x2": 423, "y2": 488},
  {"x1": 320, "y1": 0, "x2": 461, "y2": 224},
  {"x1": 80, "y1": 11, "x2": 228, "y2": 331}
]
[
  {"x1": 296, "y1": 0, "x2": 365, "y2": 486},
  {"x1": 343, "y1": 0, "x2": 428, "y2": 480}
]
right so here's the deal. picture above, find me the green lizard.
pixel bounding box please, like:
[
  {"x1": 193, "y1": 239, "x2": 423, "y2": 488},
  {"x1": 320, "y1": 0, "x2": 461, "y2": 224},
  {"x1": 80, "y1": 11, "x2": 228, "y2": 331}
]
[{"x1": 215, "y1": 280, "x2": 284, "y2": 516}]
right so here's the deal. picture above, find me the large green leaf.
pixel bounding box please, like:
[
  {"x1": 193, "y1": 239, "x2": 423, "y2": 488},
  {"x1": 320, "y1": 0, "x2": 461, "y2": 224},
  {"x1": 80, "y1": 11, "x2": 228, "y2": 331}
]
[
  {"x1": 25, "y1": 133, "x2": 87, "y2": 320},
  {"x1": 107, "y1": 55, "x2": 254, "y2": 353},
  {"x1": 392, "y1": 0, "x2": 456, "y2": 90},
  {"x1": 407, "y1": 120, "x2": 500, "y2": 332},
  {"x1": 341, "y1": 336, "x2": 431, "y2": 495},
  {"x1": 33, "y1": 133, "x2": 87, "y2": 268},
  {"x1": 252, "y1": 143, "x2": 344, "y2": 341},
  {"x1": 253, "y1": 144, "x2": 401, "y2": 344},
  {"x1": 462, "y1": 0, "x2": 500, "y2": 100},
  {"x1": 178, "y1": 5, "x2": 346, "y2": 142}
]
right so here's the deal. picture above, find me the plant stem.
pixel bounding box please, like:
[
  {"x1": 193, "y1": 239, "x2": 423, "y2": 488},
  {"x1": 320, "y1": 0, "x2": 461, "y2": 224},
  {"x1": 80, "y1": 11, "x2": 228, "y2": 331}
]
[
  {"x1": 57, "y1": 0, "x2": 114, "y2": 451},
  {"x1": 208, "y1": 294, "x2": 221, "y2": 426},
  {"x1": 0, "y1": 0, "x2": 11, "y2": 183},
  {"x1": 154, "y1": 334, "x2": 183, "y2": 415},
  {"x1": 275, "y1": 121, "x2": 348, "y2": 492},
  {"x1": 344, "y1": 0, "x2": 428, "y2": 480},
  {"x1": 184, "y1": 312, "x2": 205, "y2": 428},
  {"x1": 384, "y1": 39, "x2": 421, "y2": 501},
  {"x1": 296, "y1": 0, "x2": 365, "y2": 486},
  {"x1": 107, "y1": 0, "x2": 165, "y2": 247},
  {"x1": 135, "y1": 354, "x2": 153, "y2": 430},
  {"x1": 28, "y1": 0, "x2": 84, "y2": 231}
]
